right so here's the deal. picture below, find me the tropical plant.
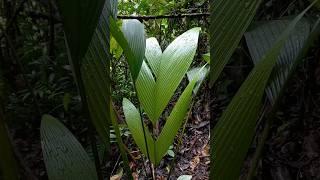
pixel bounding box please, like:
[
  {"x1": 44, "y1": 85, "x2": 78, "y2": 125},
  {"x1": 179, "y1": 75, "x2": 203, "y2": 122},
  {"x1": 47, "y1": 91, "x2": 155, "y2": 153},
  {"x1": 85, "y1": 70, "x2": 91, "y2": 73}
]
[
  {"x1": 210, "y1": 0, "x2": 320, "y2": 179},
  {"x1": 121, "y1": 27, "x2": 208, "y2": 166}
]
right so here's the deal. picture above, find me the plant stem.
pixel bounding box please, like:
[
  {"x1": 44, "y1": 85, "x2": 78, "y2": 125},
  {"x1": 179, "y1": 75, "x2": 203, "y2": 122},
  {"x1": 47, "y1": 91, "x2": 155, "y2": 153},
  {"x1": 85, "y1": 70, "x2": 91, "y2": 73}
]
[
  {"x1": 110, "y1": 103, "x2": 133, "y2": 179},
  {"x1": 133, "y1": 85, "x2": 154, "y2": 179}
]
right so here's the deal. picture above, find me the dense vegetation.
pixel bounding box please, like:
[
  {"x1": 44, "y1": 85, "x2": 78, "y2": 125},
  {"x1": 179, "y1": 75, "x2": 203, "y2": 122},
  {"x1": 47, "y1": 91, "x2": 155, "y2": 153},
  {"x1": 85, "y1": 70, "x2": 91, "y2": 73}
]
[{"x1": 1, "y1": 0, "x2": 320, "y2": 180}]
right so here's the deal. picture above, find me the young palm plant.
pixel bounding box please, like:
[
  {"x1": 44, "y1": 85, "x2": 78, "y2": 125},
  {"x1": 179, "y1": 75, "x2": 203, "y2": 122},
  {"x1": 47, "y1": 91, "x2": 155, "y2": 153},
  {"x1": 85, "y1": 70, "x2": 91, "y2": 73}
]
[{"x1": 121, "y1": 27, "x2": 208, "y2": 167}]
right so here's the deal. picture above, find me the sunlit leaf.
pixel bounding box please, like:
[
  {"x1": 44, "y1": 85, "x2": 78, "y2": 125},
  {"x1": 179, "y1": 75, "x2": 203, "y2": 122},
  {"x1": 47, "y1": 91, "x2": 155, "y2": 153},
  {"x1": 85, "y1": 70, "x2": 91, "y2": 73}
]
[
  {"x1": 122, "y1": 98, "x2": 156, "y2": 163},
  {"x1": 187, "y1": 65, "x2": 209, "y2": 94},
  {"x1": 110, "y1": 18, "x2": 145, "y2": 81},
  {"x1": 145, "y1": 37, "x2": 162, "y2": 77},
  {"x1": 155, "y1": 77, "x2": 197, "y2": 164}
]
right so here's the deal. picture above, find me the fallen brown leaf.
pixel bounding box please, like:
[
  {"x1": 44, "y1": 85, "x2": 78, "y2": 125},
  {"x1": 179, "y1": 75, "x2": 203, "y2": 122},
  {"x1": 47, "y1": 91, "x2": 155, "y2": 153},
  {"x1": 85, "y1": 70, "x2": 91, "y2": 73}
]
[{"x1": 190, "y1": 155, "x2": 200, "y2": 171}]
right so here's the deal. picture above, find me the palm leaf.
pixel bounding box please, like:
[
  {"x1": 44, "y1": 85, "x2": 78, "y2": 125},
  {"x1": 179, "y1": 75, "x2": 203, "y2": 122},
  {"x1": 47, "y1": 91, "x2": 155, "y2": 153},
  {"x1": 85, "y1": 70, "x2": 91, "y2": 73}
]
[
  {"x1": 209, "y1": 0, "x2": 262, "y2": 86},
  {"x1": 79, "y1": 2, "x2": 114, "y2": 160},
  {"x1": 135, "y1": 28, "x2": 201, "y2": 124},
  {"x1": 244, "y1": 17, "x2": 320, "y2": 180},
  {"x1": 110, "y1": 18, "x2": 145, "y2": 81},
  {"x1": 122, "y1": 98, "x2": 156, "y2": 163},
  {"x1": 154, "y1": 28, "x2": 200, "y2": 122},
  {"x1": 155, "y1": 66, "x2": 208, "y2": 164},
  {"x1": 212, "y1": 2, "x2": 317, "y2": 179},
  {"x1": 56, "y1": 0, "x2": 106, "y2": 62},
  {"x1": 0, "y1": 117, "x2": 18, "y2": 180},
  {"x1": 135, "y1": 61, "x2": 156, "y2": 122},
  {"x1": 145, "y1": 37, "x2": 162, "y2": 77},
  {"x1": 41, "y1": 115, "x2": 98, "y2": 180},
  {"x1": 123, "y1": 28, "x2": 202, "y2": 165},
  {"x1": 245, "y1": 19, "x2": 312, "y2": 104},
  {"x1": 55, "y1": 1, "x2": 113, "y2": 177}
]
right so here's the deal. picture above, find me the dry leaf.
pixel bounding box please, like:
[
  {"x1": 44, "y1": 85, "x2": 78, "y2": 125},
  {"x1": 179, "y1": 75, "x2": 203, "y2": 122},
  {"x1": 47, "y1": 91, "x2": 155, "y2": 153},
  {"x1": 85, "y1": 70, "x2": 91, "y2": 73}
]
[
  {"x1": 201, "y1": 143, "x2": 209, "y2": 157},
  {"x1": 190, "y1": 155, "x2": 200, "y2": 171},
  {"x1": 110, "y1": 175, "x2": 121, "y2": 180}
]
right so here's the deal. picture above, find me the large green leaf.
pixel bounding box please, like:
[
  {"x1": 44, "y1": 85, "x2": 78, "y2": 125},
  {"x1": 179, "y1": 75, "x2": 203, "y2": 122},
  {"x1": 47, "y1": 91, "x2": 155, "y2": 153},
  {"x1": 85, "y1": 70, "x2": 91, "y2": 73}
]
[
  {"x1": 244, "y1": 17, "x2": 320, "y2": 180},
  {"x1": 212, "y1": 2, "x2": 317, "y2": 179},
  {"x1": 155, "y1": 66, "x2": 207, "y2": 164},
  {"x1": 245, "y1": 19, "x2": 312, "y2": 104},
  {"x1": 56, "y1": 0, "x2": 112, "y2": 165},
  {"x1": 41, "y1": 115, "x2": 98, "y2": 180},
  {"x1": 122, "y1": 98, "x2": 156, "y2": 163},
  {"x1": 56, "y1": 0, "x2": 106, "y2": 62},
  {"x1": 145, "y1": 37, "x2": 162, "y2": 77},
  {"x1": 154, "y1": 28, "x2": 200, "y2": 121},
  {"x1": 80, "y1": 2, "x2": 112, "y2": 157},
  {"x1": 135, "y1": 61, "x2": 156, "y2": 122},
  {"x1": 209, "y1": 0, "x2": 262, "y2": 86},
  {"x1": 110, "y1": 18, "x2": 145, "y2": 81},
  {"x1": 135, "y1": 28, "x2": 201, "y2": 124}
]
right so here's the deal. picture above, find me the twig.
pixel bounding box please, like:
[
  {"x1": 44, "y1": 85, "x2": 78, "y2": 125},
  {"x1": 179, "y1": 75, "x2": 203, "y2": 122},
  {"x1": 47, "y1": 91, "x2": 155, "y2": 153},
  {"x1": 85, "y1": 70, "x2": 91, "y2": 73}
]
[
  {"x1": 117, "y1": 12, "x2": 210, "y2": 20},
  {"x1": 133, "y1": 85, "x2": 154, "y2": 179},
  {"x1": 111, "y1": 155, "x2": 121, "y2": 175}
]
